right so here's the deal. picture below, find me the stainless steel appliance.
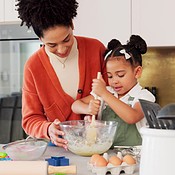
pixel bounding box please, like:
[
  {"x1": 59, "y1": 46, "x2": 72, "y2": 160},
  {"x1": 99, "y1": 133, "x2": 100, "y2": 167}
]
[{"x1": 0, "y1": 23, "x2": 41, "y2": 97}]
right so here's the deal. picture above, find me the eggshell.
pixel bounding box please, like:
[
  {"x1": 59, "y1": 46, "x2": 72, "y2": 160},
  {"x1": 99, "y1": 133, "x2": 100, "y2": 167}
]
[
  {"x1": 94, "y1": 156, "x2": 108, "y2": 167},
  {"x1": 109, "y1": 155, "x2": 122, "y2": 166},
  {"x1": 123, "y1": 154, "x2": 136, "y2": 165},
  {"x1": 102, "y1": 152, "x2": 109, "y2": 162},
  {"x1": 117, "y1": 152, "x2": 123, "y2": 160},
  {"x1": 90, "y1": 154, "x2": 101, "y2": 164}
]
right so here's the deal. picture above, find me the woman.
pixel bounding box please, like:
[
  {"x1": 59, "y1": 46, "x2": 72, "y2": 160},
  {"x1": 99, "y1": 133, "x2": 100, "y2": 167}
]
[{"x1": 16, "y1": 0, "x2": 106, "y2": 149}]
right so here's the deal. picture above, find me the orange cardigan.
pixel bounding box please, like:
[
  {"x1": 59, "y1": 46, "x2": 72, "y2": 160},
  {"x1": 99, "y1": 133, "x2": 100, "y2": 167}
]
[{"x1": 22, "y1": 36, "x2": 106, "y2": 139}]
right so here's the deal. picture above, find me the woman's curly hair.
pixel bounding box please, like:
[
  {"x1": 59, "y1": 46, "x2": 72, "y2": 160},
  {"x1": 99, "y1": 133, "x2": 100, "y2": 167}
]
[{"x1": 16, "y1": 0, "x2": 78, "y2": 37}]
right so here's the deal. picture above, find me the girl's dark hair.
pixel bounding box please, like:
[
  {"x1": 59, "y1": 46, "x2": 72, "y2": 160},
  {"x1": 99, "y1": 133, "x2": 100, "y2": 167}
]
[
  {"x1": 16, "y1": 0, "x2": 78, "y2": 37},
  {"x1": 104, "y1": 35, "x2": 147, "y2": 66}
]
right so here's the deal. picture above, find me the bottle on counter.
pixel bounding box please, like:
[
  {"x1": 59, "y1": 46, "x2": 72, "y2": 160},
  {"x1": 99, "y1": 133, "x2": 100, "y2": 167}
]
[{"x1": 151, "y1": 87, "x2": 157, "y2": 102}]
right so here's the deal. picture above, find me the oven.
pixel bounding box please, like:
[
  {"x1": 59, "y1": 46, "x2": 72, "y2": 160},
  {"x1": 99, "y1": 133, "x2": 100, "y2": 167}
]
[{"x1": 0, "y1": 23, "x2": 41, "y2": 97}]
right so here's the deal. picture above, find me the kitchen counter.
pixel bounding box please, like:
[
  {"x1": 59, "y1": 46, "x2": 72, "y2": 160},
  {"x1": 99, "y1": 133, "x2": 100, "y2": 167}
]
[{"x1": 0, "y1": 144, "x2": 139, "y2": 175}]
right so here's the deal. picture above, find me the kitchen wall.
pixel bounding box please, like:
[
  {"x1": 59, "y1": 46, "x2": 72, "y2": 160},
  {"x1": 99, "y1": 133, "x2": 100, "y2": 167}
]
[{"x1": 139, "y1": 47, "x2": 175, "y2": 107}]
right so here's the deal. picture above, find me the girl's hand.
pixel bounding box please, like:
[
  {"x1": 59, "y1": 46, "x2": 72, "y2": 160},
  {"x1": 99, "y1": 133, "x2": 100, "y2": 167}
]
[
  {"x1": 48, "y1": 119, "x2": 68, "y2": 150},
  {"x1": 88, "y1": 99, "x2": 101, "y2": 115},
  {"x1": 84, "y1": 115, "x2": 92, "y2": 122},
  {"x1": 92, "y1": 76, "x2": 107, "y2": 97}
]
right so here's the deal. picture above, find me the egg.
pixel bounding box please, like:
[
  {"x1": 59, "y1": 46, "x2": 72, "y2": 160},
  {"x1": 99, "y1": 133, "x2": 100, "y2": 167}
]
[
  {"x1": 123, "y1": 154, "x2": 136, "y2": 165},
  {"x1": 94, "y1": 155, "x2": 108, "y2": 167},
  {"x1": 90, "y1": 154, "x2": 101, "y2": 164},
  {"x1": 109, "y1": 155, "x2": 122, "y2": 166}
]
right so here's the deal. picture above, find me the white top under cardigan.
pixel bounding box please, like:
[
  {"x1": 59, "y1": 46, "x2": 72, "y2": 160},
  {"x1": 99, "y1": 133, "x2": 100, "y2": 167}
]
[{"x1": 45, "y1": 37, "x2": 79, "y2": 100}]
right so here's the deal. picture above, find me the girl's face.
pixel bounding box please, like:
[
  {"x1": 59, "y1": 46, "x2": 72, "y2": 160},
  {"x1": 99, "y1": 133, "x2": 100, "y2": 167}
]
[
  {"x1": 106, "y1": 56, "x2": 142, "y2": 98},
  {"x1": 40, "y1": 25, "x2": 74, "y2": 58}
]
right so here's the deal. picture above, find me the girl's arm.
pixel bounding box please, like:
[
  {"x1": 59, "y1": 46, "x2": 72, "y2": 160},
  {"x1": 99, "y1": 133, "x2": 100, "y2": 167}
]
[
  {"x1": 92, "y1": 78, "x2": 144, "y2": 124},
  {"x1": 100, "y1": 91, "x2": 143, "y2": 124},
  {"x1": 71, "y1": 95, "x2": 101, "y2": 115}
]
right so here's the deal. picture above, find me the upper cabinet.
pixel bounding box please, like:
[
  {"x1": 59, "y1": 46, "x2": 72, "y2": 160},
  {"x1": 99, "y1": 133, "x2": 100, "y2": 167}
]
[
  {"x1": 74, "y1": 0, "x2": 131, "y2": 45},
  {"x1": 0, "y1": 0, "x2": 20, "y2": 22},
  {"x1": 1, "y1": 0, "x2": 175, "y2": 46},
  {"x1": 0, "y1": 0, "x2": 4, "y2": 22},
  {"x1": 132, "y1": 0, "x2": 175, "y2": 46},
  {"x1": 4, "y1": 0, "x2": 20, "y2": 22}
]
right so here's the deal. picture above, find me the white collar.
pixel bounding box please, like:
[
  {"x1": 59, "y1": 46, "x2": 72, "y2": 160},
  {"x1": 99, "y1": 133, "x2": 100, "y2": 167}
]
[{"x1": 120, "y1": 83, "x2": 142, "y2": 100}]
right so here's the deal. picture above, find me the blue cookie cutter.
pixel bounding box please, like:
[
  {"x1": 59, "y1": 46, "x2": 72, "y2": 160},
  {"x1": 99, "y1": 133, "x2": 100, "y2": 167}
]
[
  {"x1": 45, "y1": 156, "x2": 69, "y2": 166},
  {"x1": 48, "y1": 136, "x2": 63, "y2": 146}
]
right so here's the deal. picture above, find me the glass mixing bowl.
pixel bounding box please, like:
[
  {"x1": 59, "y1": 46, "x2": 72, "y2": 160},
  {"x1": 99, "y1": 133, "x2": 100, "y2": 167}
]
[
  {"x1": 2, "y1": 138, "x2": 48, "y2": 160},
  {"x1": 59, "y1": 120, "x2": 117, "y2": 156}
]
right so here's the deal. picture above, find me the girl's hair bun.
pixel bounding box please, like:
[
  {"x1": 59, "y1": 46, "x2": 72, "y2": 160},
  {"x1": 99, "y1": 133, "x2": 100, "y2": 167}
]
[
  {"x1": 107, "y1": 39, "x2": 121, "y2": 50},
  {"x1": 128, "y1": 35, "x2": 147, "y2": 54}
]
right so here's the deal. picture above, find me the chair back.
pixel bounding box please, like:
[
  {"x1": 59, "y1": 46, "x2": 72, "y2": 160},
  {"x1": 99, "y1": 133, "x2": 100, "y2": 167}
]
[{"x1": 0, "y1": 94, "x2": 26, "y2": 143}]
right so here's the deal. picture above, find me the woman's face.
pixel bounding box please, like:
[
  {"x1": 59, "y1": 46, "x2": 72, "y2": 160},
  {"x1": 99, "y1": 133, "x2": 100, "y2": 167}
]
[
  {"x1": 106, "y1": 57, "x2": 141, "y2": 98},
  {"x1": 40, "y1": 25, "x2": 74, "y2": 58}
]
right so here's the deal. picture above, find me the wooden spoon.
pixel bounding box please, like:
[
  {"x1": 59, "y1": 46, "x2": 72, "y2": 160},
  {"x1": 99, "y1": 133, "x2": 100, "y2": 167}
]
[{"x1": 86, "y1": 72, "x2": 101, "y2": 145}]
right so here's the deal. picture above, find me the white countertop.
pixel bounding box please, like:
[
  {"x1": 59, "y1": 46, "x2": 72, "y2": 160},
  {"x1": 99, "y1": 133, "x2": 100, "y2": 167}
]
[{"x1": 0, "y1": 144, "x2": 139, "y2": 175}]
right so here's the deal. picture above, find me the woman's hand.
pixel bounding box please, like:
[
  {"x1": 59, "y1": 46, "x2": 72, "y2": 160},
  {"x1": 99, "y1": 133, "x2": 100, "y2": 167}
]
[{"x1": 48, "y1": 119, "x2": 68, "y2": 150}]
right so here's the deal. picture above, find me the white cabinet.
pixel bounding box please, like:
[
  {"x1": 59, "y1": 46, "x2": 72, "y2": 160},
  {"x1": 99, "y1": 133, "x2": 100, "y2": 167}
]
[
  {"x1": 132, "y1": 0, "x2": 175, "y2": 46},
  {"x1": 0, "y1": 0, "x2": 20, "y2": 22},
  {"x1": 0, "y1": 0, "x2": 4, "y2": 22},
  {"x1": 1, "y1": 0, "x2": 174, "y2": 46},
  {"x1": 74, "y1": 0, "x2": 131, "y2": 45},
  {"x1": 4, "y1": 0, "x2": 20, "y2": 22}
]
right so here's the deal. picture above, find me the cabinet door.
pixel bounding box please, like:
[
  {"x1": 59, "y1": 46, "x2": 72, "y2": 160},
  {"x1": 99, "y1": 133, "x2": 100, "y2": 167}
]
[
  {"x1": 132, "y1": 0, "x2": 175, "y2": 46},
  {"x1": 74, "y1": 0, "x2": 131, "y2": 45},
  {"x1": 0, "y1": 0, "x2": 4, "y2": 22},
  {"x1": 4, "y1": 0, "x2": 20, "y2": 22}
]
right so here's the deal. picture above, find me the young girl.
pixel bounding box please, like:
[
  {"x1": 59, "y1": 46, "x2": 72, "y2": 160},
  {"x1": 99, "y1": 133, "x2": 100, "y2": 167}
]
[{"x1": 72, "y1": 35, "x2": 155, "y2": 146}]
